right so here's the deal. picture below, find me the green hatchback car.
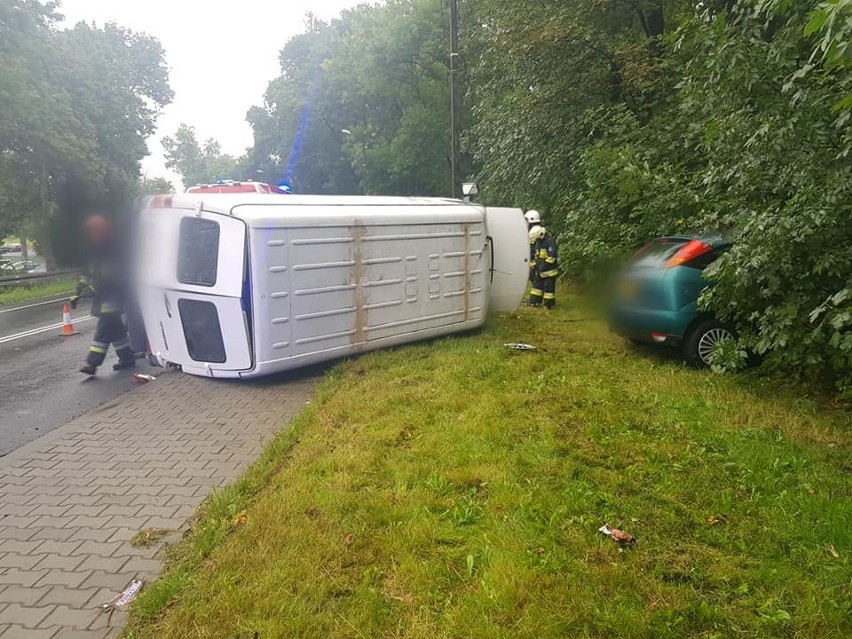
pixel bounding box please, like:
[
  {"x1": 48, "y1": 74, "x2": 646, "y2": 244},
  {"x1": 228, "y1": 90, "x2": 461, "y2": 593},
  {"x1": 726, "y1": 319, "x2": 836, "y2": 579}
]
[{"x1": 609, "y1": 235, "x2": 734, "y2": 367}]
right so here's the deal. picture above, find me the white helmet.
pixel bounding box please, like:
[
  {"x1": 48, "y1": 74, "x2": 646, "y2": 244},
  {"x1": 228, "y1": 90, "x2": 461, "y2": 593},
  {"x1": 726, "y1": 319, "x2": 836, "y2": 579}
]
[
  {"x1": 524, "y1": 210, "x2": 541, "y2": 225},
  {"x1": 529, "y1": 225, "x2": 546, "y2": 242}
]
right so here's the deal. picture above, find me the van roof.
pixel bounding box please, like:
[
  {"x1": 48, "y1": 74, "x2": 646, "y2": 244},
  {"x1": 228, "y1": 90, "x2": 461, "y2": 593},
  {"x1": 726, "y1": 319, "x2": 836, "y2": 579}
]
[
  {"x1": 146, "y1": 194, "x2": 486, "y2": 227},
  {"x1": 159, "y1": 194, "x2": 477, "y2": 214},
  {"x1": 174, "y1": 193, "x2": 465, "y2": 205}
]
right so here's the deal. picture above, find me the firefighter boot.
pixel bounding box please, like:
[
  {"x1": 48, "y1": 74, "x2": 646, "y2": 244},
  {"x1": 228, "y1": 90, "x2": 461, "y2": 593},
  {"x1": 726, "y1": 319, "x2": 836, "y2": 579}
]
[
  {"x1": 79, "y1": 364, "x2": 97, "y2": 376},
  {"x1": 113, "y1": 346, "x2": 137, "y2": 371},
  {"x1": 112, "y1": 336, "x2": 136, "y2": 371}
]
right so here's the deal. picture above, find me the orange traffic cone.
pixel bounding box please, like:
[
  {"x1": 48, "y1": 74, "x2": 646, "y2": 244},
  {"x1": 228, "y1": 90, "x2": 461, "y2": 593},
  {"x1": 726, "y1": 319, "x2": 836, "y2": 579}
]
[{"x1": 60, "y1": 302, "x2": 79, "y2": 336}]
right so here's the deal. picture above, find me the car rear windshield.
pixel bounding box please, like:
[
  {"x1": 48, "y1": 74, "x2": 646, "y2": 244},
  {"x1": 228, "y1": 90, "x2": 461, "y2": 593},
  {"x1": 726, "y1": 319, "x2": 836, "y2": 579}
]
[
  {"x1": 630, "y1": 238, "x2": 689, "y2": 267},
  {"x1": 177, "y1": 217, "x2": 219, "y2": 287},
  {"x1": 178, "y1": 299, "x2": 226, "y2": 363}
]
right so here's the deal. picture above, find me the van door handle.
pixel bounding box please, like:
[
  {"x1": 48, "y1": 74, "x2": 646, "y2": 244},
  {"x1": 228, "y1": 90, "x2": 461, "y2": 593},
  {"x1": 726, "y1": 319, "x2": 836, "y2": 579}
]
[
  {"x1": 163, "y1": 293, "x2": 172, "y2": 318},
  {"x1": 486, "y1": 236, "x2": 495, "y2": 284}
]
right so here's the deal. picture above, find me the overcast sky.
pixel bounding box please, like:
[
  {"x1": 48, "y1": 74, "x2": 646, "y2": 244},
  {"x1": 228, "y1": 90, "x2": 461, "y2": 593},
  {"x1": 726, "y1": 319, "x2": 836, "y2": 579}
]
[{"x1": 60, "y1": 0, "x2": 364, "y2": 186}]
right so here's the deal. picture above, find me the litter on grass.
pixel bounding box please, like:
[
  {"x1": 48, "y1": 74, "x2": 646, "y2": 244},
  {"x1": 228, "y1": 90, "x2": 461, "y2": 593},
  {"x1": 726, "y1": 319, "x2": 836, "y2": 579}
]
[
  {"x1": 101, "y1": 578, "x2": 144, "y2": 610},
  {"x1": 504, "y1": 343, "x2": 536, "y2": 351},
  {"x1": 599, "y1": 524, "x2": 636, "y2": 545}
]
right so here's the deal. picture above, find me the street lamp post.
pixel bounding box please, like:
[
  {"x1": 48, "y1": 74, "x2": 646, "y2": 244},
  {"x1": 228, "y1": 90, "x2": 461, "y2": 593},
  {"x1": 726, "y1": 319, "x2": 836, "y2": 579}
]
[{"x1": 448, "y1": 0, "x2": 460, "y2": 199}]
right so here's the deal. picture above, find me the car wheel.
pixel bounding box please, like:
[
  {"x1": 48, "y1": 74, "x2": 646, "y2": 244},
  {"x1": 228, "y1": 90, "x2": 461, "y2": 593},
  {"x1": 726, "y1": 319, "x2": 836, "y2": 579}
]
[{"x1": 684, "y1": 318, "x2": 735, "y2": 368}]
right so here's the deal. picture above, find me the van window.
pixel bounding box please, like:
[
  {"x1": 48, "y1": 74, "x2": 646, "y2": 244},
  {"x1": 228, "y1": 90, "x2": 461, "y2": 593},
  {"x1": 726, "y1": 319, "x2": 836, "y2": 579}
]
[
  {"x1": 178, "y1": 299, "x2": 226, "y2": 363},
  {"x1": 178, "y1": 217, "x2": 219, "y2": 286}
]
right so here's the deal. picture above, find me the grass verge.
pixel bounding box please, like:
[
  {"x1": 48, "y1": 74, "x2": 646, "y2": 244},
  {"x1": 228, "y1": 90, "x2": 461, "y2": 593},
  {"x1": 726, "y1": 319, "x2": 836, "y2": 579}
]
[
  {"x1": 0, "y1": 278, "x2": 75, "y2": 307},
  {"x1": 124, "y1": 293, "x2": 851, "y2": 639}
]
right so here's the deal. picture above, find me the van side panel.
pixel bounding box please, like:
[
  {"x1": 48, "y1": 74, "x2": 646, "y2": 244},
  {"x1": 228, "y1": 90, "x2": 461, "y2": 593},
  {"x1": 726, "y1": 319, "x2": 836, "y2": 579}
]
[
  {"x1": 250, "y1": 227, "x2": 292, "y2": 364},
  {"x1": 248, "y1": 213, "x2": 489, "y2": 376}
]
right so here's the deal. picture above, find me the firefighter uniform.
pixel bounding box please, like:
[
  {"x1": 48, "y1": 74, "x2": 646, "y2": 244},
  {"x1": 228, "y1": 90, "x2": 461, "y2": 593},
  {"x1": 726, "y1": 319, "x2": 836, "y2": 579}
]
[
  {"x1": 73, "y1": 240, "x2": 134, "y2": 374},
  {"x1": 529, "y1": 226, "x2": 558, "y2": 308},
  {"x1": 529, "y1": 227, "x2": 544, "y2": 306}
]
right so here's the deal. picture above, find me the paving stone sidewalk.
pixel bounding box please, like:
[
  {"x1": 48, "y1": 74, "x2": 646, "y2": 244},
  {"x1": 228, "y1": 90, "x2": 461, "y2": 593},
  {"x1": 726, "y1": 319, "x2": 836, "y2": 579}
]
[{"x1": 0, "y1": 370, "x2": 317, "y2": 638}]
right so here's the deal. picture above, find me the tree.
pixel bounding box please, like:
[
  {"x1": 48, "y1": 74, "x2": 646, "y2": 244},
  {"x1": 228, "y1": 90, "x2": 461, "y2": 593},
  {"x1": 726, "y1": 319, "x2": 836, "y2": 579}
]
[
  {"x1": 163, "y1": 124, "x2": 246, "y2": 187},
  {"x1": 247, "y1": 0, "x2": 463, "y2": 196},
  {"x1": 0, "y1": 1, "x2": 172, "y2": 267},
  {"x1": 138, "y1": 177, "x2": 175, "y2": 196}
]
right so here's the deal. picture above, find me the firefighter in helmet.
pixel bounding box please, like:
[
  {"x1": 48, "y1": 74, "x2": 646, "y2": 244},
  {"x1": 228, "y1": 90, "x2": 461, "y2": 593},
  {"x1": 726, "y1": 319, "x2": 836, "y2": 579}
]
[
  {"x1": 528, "y1": 223, "x2": 558, "y2": 308},
  {"x1": 71, "y1": 214, "x2": 135, "y2": 375},
  {"x1": 524, "y1": 210, "x2": 541, "y2": 286}
]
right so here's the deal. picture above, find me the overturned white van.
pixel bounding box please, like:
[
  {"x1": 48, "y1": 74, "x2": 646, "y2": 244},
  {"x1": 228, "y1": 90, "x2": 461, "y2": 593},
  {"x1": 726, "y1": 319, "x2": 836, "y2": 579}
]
[{"x1": 135, "y1": 194, "x2": 528, "y2": 379}]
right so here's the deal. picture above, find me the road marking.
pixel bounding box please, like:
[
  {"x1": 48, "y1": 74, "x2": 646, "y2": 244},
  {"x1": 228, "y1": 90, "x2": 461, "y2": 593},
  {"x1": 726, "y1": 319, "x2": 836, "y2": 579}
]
[
  {"x1": 0, "y1": 294, "x2": 76, "y2": 314},
  {"x1": 0, "y1": 315, "x2": 94, "y2": 345}
]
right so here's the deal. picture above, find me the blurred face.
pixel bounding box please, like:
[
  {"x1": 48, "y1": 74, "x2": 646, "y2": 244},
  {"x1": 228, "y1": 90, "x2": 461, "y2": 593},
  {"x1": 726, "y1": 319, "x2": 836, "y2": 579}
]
[{"x1": 84, "y1": 214, "x2": 112, "y2": 244}]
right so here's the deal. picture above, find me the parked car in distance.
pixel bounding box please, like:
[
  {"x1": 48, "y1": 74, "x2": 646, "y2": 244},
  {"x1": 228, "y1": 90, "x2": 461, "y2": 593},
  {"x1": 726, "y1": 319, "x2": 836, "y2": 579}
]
[
  {"x1": 0, "y1": 260, "x2": 15, "y2": 272},
  {"x1": 11, "y1": 261, "x2": 39, "y2": 273},
  {"x1": 608, "y1": 235, "x2": 734, "y2": 367}
]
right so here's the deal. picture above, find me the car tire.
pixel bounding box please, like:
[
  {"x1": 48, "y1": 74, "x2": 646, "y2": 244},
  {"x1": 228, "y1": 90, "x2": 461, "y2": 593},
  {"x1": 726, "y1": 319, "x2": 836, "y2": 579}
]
[{"x1": 684, "y1": 317, "x2": 735, "y2": 368}]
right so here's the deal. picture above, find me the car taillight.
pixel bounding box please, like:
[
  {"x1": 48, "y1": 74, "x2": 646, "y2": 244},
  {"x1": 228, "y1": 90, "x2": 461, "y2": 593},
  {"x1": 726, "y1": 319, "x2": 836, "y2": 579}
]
[{"x1": 666, "y1": 239, "x2": 712, "y2": 269}]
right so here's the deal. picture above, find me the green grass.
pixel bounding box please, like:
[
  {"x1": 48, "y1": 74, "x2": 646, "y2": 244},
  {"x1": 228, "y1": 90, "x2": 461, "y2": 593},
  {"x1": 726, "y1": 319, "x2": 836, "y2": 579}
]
[
  {"x1": 124, "y1": 293, "x2": 851, "y2": 639},
  {"x1": 0, "y1": 278, "x2": 75, "y2": 307}
]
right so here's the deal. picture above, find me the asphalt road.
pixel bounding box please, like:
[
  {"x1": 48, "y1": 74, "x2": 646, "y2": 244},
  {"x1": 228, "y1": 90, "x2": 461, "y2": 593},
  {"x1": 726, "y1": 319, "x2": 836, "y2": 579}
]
[{"x1": 0, "y1": 295, "x2": 156, "y2": 457}]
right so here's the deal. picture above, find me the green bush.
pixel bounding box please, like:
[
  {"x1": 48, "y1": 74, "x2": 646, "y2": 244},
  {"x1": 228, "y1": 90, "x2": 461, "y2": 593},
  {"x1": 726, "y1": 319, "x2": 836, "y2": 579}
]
[{"x1": 550, "y1": 1, "x2": 852, "y2": 390}]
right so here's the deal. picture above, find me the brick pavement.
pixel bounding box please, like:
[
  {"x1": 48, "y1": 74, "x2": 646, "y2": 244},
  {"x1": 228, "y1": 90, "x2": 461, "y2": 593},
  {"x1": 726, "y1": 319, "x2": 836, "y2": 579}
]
[{"x1": 0, "y1": 370, "x2": 317, "y2": 638}]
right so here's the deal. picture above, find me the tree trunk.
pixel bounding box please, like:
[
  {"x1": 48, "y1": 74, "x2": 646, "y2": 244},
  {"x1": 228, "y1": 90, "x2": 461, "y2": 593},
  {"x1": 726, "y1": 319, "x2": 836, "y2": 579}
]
[
  {"x1": 37, "y1": 158, "x2": 56, "y2": 271},
  {"x1": 644, "y1": 2, "x2": 665, "y2": 38},
  {"x1": 20, "y1": 236, "x2": 28, "y2": 261},
  {"x1": 637, "y1": 1, "x2": 665, "y2": 55}
]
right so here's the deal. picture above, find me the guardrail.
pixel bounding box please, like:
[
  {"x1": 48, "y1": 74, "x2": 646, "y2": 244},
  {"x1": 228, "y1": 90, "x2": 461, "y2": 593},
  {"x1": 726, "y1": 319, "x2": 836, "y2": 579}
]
[{"x1": 0, "y1": 269, "x2": 79, "y2": 287}]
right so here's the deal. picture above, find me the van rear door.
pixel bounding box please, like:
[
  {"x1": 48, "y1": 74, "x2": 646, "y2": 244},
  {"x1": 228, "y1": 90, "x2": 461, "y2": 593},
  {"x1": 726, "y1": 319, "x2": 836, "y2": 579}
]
[
  {"x1": 139, "y1": 207, "x2": 252, "y2": 375},
  {"x1": 485, "y1": 207, "x2": 529, "y2": 312}
]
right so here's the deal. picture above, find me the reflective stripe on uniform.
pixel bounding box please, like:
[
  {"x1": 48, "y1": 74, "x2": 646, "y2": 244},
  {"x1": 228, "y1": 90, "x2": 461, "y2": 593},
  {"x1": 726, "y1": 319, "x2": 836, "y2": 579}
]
[
  {"x1": 113, "y1": 339, "x2": 130, "y2": 350},
  {"x1": 89, "y1": 346, "x2": 107, "y2": 354},
  {"x1": 530, "y1": 288, "x2": 543, "y2": 297},
  {"x1": 540, "y1": 270, "x2": 559, "y2": 278},
  {"x1": 543, "y1": 292, "x2": 556, "y2": 300},
  {"x1": 545, "y1": 257, "x2": 557, "y2": 264}
]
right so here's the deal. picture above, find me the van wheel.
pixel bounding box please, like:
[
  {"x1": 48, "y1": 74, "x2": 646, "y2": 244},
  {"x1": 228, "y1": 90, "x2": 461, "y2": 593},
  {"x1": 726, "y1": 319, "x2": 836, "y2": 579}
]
[{"x1": 684, "y1": 318, "x2": 735, "y2": 368}]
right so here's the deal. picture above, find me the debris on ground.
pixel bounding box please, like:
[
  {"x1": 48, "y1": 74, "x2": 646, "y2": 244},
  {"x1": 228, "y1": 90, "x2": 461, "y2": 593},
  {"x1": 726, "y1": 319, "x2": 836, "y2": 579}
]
[
  {"x1": 133, "y1": 373, "x2": 157, "y2": 384},
  {"x1": 599, "y1": 523, "x2": 636, "y2": 545},
  {"x1": 707, "y1": 514, "x2": 728, "y2": 525},
  {"x1": 827, "y1": 543, "x2": 840, "y2": 558},
  {"x1": 100, "y1": 578, "x2": 144, "y2": 611},
  {"x1": 129, "y1": 528, "x2": 172, "y2": 548},
  {"x1": 504, "y1": 343, "x2": 536, "y2": 351}
]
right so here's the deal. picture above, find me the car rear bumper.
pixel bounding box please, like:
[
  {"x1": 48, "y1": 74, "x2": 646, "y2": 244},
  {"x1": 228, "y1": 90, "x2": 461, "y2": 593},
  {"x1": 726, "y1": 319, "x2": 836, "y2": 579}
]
[{"x1": 608, "y1": 306, "x2": 693, "y2": 346}]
